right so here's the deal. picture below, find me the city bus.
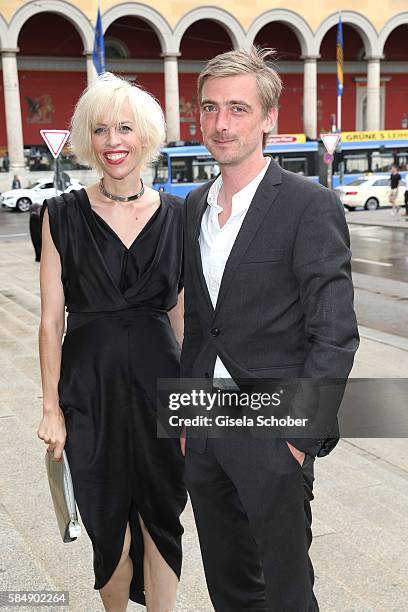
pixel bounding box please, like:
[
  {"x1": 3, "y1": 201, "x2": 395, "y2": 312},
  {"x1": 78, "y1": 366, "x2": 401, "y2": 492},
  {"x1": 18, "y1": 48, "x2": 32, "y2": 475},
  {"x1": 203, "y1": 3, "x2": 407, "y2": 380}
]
[
  {"x1": 332, "y1": 129, "x2": 408, "y2": 188},
  {"x1": 153, "y1": 135, "x2": 319, "y2": 197}
]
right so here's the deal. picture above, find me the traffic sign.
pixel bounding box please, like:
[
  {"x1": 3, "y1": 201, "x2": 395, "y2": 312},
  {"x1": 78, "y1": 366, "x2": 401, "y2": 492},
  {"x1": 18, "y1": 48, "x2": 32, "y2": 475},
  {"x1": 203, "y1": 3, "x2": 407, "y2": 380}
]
[
  {"x1": 321, "y1": 132, "x2": 341, "y2": 155},
  {"x1": 323, "y1": 152, "x2": 334, "y2": 165},
  {"x1": 40, "y1": 129, "x2": 70, "y2": 159}
]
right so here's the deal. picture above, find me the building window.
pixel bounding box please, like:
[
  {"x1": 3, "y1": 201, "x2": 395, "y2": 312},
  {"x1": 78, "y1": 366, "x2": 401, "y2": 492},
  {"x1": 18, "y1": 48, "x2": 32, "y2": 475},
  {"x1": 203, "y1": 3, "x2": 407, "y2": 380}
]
[
  {"x1": 356, "y1": 85, "x2": 385, "y2": 131},
  {"x1": 105, "y1": 39, "x2": 129, "y2": 59}
]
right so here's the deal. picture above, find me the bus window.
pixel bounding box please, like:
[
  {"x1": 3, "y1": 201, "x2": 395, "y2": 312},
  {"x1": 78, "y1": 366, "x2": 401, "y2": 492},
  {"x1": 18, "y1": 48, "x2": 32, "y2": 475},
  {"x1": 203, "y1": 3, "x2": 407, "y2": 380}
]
[
  {"x1": 397, "y1": 154, "x2": 408, "y2": 169},
  {"x1": 343, "y1": 154, "x2": 368, "y2": 174},
  {"x1": 153, "y1": 154, "x2": 169, "y2": 184},
  {"x1": 370, "y1": 152, "x2": 394, "y2": 172},
  {"x1": 171, "y1": 157, "x2": 193, "y2": 183},
  {"x1": 281, "y1": 156, "x2": 307, "y2": 175},
  {"x1": 192, "y1": 158, "x2": 216, "y2": 182}
]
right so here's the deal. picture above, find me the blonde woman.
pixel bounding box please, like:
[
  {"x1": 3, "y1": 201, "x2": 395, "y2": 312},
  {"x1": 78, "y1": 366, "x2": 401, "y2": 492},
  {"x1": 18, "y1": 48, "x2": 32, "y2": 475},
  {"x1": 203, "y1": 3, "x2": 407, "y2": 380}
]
[{"x1": 37, "y1": 73, "x2": 186, "y2": 611}]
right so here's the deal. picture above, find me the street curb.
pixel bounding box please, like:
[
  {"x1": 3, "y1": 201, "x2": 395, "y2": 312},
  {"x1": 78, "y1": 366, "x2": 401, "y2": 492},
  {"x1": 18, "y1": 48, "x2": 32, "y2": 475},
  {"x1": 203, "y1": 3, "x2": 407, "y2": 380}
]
[
  {"x1": 359, "y1": 325, "x2": 408, "y2": 352},
  {"x1": 348, "y1": 220, "x2": 408, "y2": 230},
  {"x1": 346, "y1": 211, "x2": 408, "y2": 230}
]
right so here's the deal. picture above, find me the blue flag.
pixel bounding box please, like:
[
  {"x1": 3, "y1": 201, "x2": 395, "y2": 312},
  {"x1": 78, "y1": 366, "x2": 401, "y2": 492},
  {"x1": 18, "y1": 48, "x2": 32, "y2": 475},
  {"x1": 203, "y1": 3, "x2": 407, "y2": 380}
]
[
  {"x1": 336, "y1": 14, "x2": 344, "y2": 97},
  {"x1": 93, "y1": 6, "x2": 105, "y2": 75}
]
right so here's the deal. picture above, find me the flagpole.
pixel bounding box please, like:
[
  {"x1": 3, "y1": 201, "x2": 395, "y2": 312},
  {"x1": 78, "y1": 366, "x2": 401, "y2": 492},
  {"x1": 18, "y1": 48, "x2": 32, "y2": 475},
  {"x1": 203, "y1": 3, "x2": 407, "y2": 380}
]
[
  {"x1": 336, "y1": 12, "x2": 343, "y2": 133},
  {"x1": 337, "y1": 95, "x2": 341, "y2": 132}
]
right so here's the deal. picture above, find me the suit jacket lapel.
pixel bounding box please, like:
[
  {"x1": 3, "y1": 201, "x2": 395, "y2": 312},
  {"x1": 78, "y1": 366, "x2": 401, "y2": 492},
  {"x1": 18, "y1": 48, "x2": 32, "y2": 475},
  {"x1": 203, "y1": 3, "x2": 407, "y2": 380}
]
[
  {"x1": 215, "y1": 159, "x2": 282, "y2": 314},
  {"x1": 192, "y1": 183, "x2": 214, "y2": 314}
]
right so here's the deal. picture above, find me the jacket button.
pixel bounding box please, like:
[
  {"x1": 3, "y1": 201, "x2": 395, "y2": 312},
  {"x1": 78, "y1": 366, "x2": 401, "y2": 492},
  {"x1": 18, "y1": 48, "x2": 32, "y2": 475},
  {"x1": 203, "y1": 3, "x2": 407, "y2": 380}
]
[
  {"x1": 210, "y1": 327, "x2": 220, "y2": 337},
  {"x1": 205, "y1": 372, "x2": 211, "y2": 378}
]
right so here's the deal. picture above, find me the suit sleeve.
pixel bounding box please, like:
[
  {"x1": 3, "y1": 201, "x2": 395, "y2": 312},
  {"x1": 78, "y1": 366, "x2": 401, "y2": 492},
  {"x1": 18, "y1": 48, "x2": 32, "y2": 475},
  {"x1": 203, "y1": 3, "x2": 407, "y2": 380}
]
[
  {"x1": 287, "y1": 189, "x2": 359, "y2": 456},
  {"x1": 180, "y1": 191, "x2": 204, "y2": 379},
  {"x1": 293, "y1": 188, "x2": 359, "y2": 377}
]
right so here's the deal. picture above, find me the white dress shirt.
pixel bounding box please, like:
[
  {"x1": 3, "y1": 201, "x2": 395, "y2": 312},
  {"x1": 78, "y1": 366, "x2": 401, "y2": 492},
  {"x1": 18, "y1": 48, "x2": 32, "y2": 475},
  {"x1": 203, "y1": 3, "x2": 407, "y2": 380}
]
[{"x1": 199, "y1": 157, "x2": 271, "y2": 379}]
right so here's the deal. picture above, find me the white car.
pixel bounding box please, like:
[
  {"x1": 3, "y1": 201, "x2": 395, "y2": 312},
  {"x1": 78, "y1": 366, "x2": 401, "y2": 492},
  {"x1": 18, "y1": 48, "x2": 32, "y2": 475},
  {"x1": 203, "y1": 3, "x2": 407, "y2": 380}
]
[
  {"x1": 0, "y1": 178, "x2": 85, "y2": 212},
  {"x1": 335, "y1": 176, "x2": 406, "y2": 211}
]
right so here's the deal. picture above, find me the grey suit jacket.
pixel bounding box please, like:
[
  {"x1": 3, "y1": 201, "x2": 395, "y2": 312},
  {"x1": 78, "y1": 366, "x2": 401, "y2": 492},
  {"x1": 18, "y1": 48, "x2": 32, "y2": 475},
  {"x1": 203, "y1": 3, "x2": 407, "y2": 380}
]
[{"x1": 180, "y1": 159, "x2": 359, "y2": 456}]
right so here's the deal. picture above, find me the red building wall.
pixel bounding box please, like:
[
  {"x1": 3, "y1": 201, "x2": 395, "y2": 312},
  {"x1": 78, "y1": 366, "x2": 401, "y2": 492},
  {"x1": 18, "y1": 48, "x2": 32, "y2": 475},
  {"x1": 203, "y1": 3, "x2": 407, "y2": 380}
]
[
  {"x1": 18, "y1": 71, "x2": 87, "y2": 144},
  {"x1": 179, "y1": 73, "x2": 200, "y2": 141},
  {"x1": 277, "y1": 74, "x2": 303, "y2": 133},
  {"x1": 317, "y1": 73, "x2": 358, "y2": 133},
  {"x1": 383, "y1": 74, "x2": 408, "y2": 128},
  {"x1": 3, "y1": 67, "x2": 406, "y2": 149}
]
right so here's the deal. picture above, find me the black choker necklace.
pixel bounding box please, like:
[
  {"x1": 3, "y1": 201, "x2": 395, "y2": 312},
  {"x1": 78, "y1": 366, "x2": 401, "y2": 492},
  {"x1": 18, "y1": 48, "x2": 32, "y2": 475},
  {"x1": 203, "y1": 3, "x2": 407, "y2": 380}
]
[{"x1": 99, "y1": 178, "x2": 145, "y2": 202}]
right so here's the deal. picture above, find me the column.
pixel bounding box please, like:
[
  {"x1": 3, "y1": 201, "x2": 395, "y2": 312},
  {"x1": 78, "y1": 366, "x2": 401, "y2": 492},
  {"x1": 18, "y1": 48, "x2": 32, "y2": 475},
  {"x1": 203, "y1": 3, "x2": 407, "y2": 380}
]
[
  {"x1": 366, "y1": 57, "x2": 381, "y2": 131},
  {"x1": 84, "y1": 52, "x2": 98, "y2": 85},
  {"x1": 162, "y1": 53, "x2": 181, "y2": 142},
  {"x1": 1, "y1": 49, "x2": 25, "y2": 172},
  {"x1": 302, "y1": 56, "x2": 318, "y2": 140}
]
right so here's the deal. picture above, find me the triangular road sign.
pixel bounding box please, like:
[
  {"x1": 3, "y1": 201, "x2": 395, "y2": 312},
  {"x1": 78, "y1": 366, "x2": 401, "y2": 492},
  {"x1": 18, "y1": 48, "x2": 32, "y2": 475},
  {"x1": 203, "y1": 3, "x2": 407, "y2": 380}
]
[
  {"x1": 40, "y1": 129, "x2": 70, "y2": 159},
  {"x1": 320, "y1": 132, "x2": 341, "y2": 155}
]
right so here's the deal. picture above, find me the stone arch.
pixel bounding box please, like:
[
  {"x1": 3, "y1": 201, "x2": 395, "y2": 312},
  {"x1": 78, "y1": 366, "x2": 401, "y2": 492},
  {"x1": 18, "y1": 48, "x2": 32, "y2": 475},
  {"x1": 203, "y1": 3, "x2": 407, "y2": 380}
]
[
  {"x1": 102, "y1": 3, "x2": 173, "y2": 55},
  {"x1": 0, "y1": 14, "x2": 10, "y2": 50},
  {"x1": 379, "y1": 13, "x2": 408, "y2": 55},
  {"x1": 314, "y1": 12, "x2": 379, "y2": 58},
  {"x1": 173, "y1": 7, "x2": 246, "y2": 52},
  {"x1": 8, "y1": 0, "x2": 93, "y2": 51},
  {"x1": 246, "y1": 10, "x2": 314, "y2": 57}
]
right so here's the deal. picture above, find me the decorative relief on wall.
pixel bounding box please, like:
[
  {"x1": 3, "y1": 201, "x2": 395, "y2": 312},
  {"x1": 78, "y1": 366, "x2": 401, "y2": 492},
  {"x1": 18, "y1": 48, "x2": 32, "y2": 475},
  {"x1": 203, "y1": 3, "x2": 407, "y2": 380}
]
[
  {"x1": 25, "y1": 94, "x2": 55, "y2": 124},
  {"x1": 179, "y1": 95, "x2": 197, "y2": 123}
]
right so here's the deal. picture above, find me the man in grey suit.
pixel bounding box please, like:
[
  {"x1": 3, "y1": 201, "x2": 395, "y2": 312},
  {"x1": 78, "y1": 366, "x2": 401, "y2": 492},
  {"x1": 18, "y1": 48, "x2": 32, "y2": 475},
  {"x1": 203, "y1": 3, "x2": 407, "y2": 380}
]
[{"x1": 180, "y1": 47, "x2": 359, "y2": 611}]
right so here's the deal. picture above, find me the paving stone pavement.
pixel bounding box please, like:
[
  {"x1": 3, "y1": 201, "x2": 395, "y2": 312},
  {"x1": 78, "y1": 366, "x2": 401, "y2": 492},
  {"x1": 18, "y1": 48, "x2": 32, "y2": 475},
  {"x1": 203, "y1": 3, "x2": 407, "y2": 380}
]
[{"x1": 0, "y1": 239, "x2": 407, "y2": 612}]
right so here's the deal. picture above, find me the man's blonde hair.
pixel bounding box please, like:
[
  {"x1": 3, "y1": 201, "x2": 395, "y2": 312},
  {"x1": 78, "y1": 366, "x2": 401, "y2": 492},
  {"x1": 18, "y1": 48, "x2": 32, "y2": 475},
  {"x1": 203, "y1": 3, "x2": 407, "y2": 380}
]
[
  {"x1": 70, "y1": 72, "x2": 166, "y2": 170},
  {"x1": 198, "y1": 47, "x2": 282, "y2": 146}
]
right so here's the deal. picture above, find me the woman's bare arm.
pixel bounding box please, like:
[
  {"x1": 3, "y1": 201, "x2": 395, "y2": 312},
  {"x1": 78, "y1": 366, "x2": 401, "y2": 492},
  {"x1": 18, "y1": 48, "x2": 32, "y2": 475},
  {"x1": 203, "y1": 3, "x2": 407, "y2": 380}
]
[
  {"x1": 36, "y1": 209, "x2": 66, "y2": 460},
  {"x1": 168, "y1": 289, "x2": 184, "y2": 348}
]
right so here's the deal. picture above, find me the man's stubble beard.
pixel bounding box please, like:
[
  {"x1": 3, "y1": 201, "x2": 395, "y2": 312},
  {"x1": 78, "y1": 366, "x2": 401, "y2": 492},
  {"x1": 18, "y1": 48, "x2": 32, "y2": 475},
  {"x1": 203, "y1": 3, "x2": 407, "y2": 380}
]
[{"x1": 204, "y1": 138, "x2": 244, "y2": 166}]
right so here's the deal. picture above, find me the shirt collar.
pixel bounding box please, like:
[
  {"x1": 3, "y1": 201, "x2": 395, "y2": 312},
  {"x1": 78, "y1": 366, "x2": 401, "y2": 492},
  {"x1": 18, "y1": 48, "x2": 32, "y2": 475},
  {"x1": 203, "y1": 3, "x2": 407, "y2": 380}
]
[{"x1": 207, "y1": 157, "x2": 271, "y2": 216}]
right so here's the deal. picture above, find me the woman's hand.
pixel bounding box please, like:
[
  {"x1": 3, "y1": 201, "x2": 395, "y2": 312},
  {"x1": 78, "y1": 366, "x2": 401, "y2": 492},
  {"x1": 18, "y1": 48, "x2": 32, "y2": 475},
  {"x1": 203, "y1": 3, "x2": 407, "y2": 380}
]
[{"x1": 37, "y1": 408, "x2": 66, "y2": 461}]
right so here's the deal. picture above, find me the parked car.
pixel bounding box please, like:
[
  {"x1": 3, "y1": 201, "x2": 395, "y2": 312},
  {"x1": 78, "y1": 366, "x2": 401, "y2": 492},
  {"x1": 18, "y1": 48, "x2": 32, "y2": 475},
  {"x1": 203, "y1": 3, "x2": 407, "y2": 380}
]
[
  {"x1": 335, "y1": 176, "x2": 405, "y2": 211},
  {"x1": 29, "y1": 179, "x2": 85, "y2": 261},
  {"x1": 0, "y1": 177, "x2": 84, "y2": 212}
]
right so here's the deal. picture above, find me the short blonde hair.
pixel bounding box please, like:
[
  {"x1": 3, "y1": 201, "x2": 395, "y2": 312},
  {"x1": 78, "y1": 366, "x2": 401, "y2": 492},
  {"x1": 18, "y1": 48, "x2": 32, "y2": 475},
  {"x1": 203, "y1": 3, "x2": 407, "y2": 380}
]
[{"x1": 70, "y1": 72, "x2": 166, "y2": 170}]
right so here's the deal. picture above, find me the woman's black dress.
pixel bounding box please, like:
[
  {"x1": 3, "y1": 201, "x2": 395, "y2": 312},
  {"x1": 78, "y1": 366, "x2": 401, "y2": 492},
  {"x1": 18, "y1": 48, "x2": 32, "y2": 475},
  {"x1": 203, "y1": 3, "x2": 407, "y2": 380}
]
[{"x1": 41, "y1": 189, "x2": 187, "y2": 605}]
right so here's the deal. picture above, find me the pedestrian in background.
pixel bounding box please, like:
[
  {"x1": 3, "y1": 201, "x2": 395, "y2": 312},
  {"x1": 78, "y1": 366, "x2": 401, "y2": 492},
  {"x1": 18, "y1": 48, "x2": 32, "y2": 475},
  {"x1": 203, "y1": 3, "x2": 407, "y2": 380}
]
[
  {"x1": 388, "y1": 164, "x2": 401, "y2": 215},
  {"x1": 404, "y1": 165, "x2": 408, "y2": 219},
  {"x1": 11, "y1": 174, "x2": 21, "y2": 189}
]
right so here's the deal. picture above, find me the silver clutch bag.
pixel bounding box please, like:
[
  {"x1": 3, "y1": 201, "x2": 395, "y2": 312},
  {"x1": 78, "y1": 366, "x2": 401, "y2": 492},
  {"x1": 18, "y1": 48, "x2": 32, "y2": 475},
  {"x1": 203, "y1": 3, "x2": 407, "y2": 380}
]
[{"x1": 45, "y1": 450, "x2": 81, "y2": 543}]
